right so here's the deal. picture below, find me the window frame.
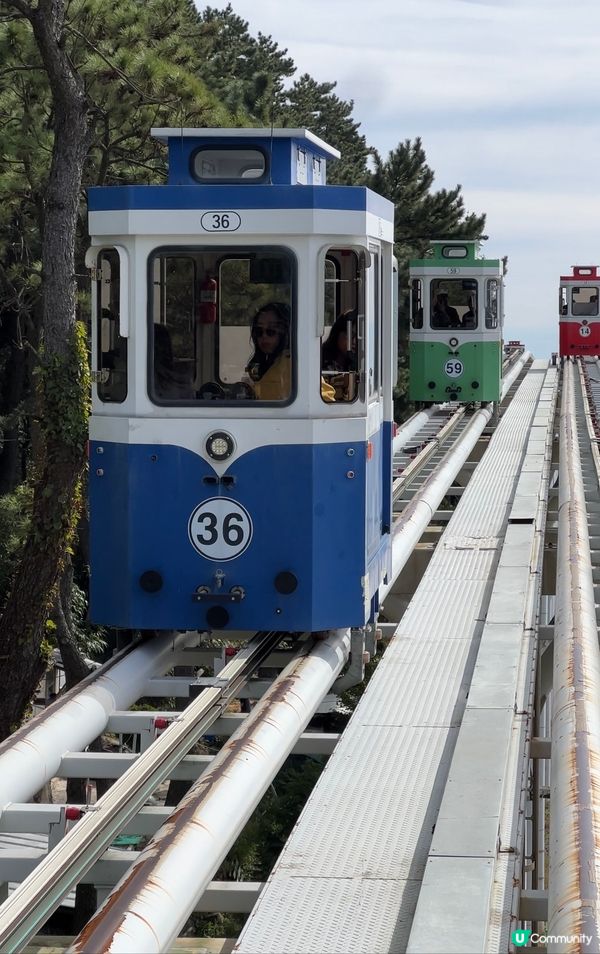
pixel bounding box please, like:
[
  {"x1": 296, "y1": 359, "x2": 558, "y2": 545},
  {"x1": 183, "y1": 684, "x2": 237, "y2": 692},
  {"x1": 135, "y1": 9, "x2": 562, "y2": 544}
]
[
  {"x1": 411, "y1": 278, "x2": 423, "y2": 329},
  {"x1": 571, "y1": 285, "x2": 599, "y2": 317},
  {"x1": 319, "y1": 246, "x2": 367, "y2": 406},
  {"x1": 147, "y1": 244, "x2": 297, "y2": 408},
  {"x1": 485, "y1": 278, "x2": 499, "y2": 329},
  {"x1": 189, "y1": 145, "x2": 268, "y2": 184},
  {"x1": 95, "y1": 247, "x2": 128, "y2": 404}
]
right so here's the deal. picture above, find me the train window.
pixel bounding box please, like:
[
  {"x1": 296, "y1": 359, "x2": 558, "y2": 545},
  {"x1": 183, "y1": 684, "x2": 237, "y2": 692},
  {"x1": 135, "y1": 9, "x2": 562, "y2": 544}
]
[
  {"x1": 191, "y1": 148, "x2": 266, "y2": 182},
  {"x1": 441, "y1": 245, "x2": 469, "y2": 259},
  {"x1": 559, "y1": 286, "x2": 568, "y2": 316},
  {"x1": 430, "y1": 279, "x2": 477, "y2": 330},
  {"x1": 320, "y1": 248, "x2": 365, "y2": 404},
  {"x1": 149, "y1": 247, "x2": 295, "y2": 405},
  {"x1": 571, "y1": 286, "x2": 599, "y2": 317},
  {"x1": 485, "y1": 279, "x2": 499, "y2": 329},
  {"x1": 411, "y1": 279, "x2": 423, "y2": 328},
  {"x1": 96, "y1": 249, "x2": 127, "y2": 403}
]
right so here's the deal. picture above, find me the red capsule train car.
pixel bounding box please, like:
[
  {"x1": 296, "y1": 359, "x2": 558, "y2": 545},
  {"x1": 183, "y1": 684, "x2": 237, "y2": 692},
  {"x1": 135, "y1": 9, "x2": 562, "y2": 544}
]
[{"x1": 559, "y1": 265, "x2": 600, "y2": 357}]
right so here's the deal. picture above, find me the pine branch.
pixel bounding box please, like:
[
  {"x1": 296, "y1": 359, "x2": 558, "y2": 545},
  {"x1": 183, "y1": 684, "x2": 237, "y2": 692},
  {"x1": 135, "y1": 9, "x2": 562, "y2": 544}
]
[
  {"x1": 0, "y1": 0, "x2": 33, "y2": 18},
  {"x1": 65, "y1": 24, "x2": 184, "y2": 106},
  {"x1": 0, "y1": 65, "x2": 46, "y2": 76}
]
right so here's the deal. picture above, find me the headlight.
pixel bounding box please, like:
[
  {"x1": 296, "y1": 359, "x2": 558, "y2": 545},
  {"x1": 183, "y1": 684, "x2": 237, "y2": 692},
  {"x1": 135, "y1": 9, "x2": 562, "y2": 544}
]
[{"x1": 206, "y1": 431, "x2": 235, "y2": 461}]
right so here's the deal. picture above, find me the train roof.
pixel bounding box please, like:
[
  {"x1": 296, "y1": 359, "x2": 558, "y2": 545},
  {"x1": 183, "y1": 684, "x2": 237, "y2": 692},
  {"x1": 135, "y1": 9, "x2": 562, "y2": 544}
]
[
  {"x1": 87, "y1": 126, "x2": 394, "y2": 235},
  {"x1": 151, "y1": 127, "x2": 341, "y2": 160},
  {"x1": 144, "y1": 127, "x2": 341, "y2": 188},
  {"x1": 409, "y1": 239, "x2": 500, "y2": 269},
  {"x1": 560, "y1": 265, "x2": 600, "y2": 282}
]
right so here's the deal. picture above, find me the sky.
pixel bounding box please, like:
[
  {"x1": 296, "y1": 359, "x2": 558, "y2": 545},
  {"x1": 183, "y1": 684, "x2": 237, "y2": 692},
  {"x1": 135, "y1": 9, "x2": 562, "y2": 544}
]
[{"x1": 203, "y1": 0, "x2": 600, "y2": 358}]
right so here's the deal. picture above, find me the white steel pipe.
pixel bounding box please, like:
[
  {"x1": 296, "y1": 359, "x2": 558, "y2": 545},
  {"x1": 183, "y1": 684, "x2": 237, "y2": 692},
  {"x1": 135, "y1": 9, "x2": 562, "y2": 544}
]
[
  {"x1": 382, "y1": 349, "x2": 529, "y2": 601},
  {"x1": 547, "y1": 359, "x2": 600, "y2": 952},
  {"x1": 393, "y1": 408, "x2": 437, "y2": 453},
  {"x1": 0, "y1": 631, "x2": 197, "y2": 809},
  {"x1": 69, "y1": 629, "x2": 351, "y2": 954}
]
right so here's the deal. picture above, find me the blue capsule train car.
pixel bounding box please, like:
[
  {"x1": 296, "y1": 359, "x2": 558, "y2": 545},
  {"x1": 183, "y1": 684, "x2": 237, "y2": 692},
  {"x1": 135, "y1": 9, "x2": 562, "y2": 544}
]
[{"x1": 87, "y1": 128, "x2": 395, "y2": 632}]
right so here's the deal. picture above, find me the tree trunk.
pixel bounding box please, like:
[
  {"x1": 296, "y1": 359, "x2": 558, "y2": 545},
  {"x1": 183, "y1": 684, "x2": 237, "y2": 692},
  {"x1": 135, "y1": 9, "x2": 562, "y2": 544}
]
[
  {"x1": 0, "y1": 313, "x2": 28, "y2": 494},
  {"x1": 0, "y1": 0, "x2": 92, "y2": 741}
]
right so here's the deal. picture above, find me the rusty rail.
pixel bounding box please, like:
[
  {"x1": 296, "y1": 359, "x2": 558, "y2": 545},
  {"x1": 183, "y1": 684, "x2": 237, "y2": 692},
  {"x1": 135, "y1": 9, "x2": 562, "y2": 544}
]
[
  {"x1": 547, "y1": 358, "x2": 600, "y2": 952},
  {"x1": 68, "y1": 628, "x2": 351, "y2": 953}
]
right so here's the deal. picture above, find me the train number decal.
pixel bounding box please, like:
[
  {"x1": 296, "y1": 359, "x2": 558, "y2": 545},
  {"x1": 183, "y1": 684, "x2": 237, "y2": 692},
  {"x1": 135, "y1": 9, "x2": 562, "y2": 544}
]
[
  {"x1": 444, "y1": 359, "x2": 464, "y2": 378},
  {"x1": 188, "y1": 497, "x2": 253, "y2": 560},
  {"x1": 580, "y1": 324, "x2": 591, "y2": 337},
  {"x1": 200, "y1": 211, "x2": 241, "y2": 232}
]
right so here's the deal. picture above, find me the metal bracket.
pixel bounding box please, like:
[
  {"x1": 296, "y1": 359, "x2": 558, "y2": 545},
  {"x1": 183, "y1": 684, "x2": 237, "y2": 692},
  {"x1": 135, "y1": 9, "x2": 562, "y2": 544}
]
[
  {"x1": 332, "y1": 628, "x2": 369, "y2": 693},
  {"x1": 192, "y1": 586, "x2": 245, "y2": 603}
]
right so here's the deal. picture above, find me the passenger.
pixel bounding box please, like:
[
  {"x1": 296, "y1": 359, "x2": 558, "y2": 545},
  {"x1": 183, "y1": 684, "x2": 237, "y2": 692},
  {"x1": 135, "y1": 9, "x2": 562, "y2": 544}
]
[
  {"x1": 462, "y1": 296, "x2": 476, "y2": 329},
  {"x1": 246, "y1": 302, "x2": 291, "y2": 401},
  {"x1": 432, "y1": 292, "x2": 461, "y2": 329},
  {"x1": 321, "y1": 309, "x2": 357, "y2": 401}
]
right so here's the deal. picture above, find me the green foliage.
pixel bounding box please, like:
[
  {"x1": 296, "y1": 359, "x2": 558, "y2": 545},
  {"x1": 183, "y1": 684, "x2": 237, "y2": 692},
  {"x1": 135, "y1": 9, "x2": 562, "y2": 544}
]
[
  {"x1": 196, "y1": 4, "x2": 295, "y2": 122},
  {"x1": 189, "y1": 910, "x2": 246, "y2": 940},
  {"x1": 36, "y1": 321, "x2": 90, "y2": 452},
  {"x1": 368, "y1": 136, "x2": 486, "y2": 268},
  {"x1": 69, "y1": 582, "x2": 107, "y2": 658},
  {"x1": 0, "y1": 482, "x2": 32, "y2": 607},
  {"x1": 0, "y1": 0, "x2": 234, "y2": 340},
  {"x1": 280, "y1": 74, "x2": 369, "y2": 185},
  {"x1": 44, "y1": 582, "x2": 106, "y2": 658}
]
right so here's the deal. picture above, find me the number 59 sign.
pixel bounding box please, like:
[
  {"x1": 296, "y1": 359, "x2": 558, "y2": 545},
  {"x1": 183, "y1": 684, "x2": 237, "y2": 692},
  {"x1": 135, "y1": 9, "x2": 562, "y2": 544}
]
[
  {"x1": 444, "y1": 359, "x2": 464, "y2": 378},
  {"x1": 188, "y1": 498, "x2": 253, "y2": 560}
]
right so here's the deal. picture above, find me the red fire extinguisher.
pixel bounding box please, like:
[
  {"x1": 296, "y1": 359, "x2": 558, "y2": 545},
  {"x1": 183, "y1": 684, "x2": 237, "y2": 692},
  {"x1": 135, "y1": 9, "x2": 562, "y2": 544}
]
[{"x1": 198, "y1": 275, "x2": 217, "y2": 324}]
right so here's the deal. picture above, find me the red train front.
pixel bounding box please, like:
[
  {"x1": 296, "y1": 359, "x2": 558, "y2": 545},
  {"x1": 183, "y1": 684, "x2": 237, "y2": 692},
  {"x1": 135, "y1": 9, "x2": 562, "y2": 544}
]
[{"x1": 559, "y1": 265, "x2": 600, "y2": 357}]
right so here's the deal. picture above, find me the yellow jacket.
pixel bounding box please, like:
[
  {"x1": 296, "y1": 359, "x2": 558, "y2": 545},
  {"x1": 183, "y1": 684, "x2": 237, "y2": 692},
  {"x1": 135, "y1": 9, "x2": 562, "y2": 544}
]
[
  {"x1": 253, "y1": 353, "x2": 291, "y2": 401},
  {"x1": 252, "y1": 353, "x2": 337, "y2": 402}
]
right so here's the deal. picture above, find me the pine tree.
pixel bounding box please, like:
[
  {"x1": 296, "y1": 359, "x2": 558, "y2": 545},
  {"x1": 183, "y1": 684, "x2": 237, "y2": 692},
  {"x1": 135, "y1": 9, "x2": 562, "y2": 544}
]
[
  {"x1": 280, "y1": 74, "x2": 369, "y2": 185},
  {"x1": 0, "y1": 0, "x2": 234, "y2": 739},
  {"x1": 196, "y1": 4, "x2": 295, "y2": 122},
  {"x1": 368, "y1": 138, "x2": 486, "y2": 420}
]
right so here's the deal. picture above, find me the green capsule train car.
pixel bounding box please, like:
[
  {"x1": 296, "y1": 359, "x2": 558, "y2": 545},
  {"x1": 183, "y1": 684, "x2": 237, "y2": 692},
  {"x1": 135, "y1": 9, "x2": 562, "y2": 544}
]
[{"x1": 409, "y1": 240, "x2": 504, "y2": 404}]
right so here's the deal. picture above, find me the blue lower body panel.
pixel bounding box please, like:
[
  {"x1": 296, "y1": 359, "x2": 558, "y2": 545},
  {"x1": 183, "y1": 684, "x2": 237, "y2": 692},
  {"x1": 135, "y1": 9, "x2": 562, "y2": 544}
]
[{"x1": 89, "y1": 439, "x2": 391, "y2": 632}]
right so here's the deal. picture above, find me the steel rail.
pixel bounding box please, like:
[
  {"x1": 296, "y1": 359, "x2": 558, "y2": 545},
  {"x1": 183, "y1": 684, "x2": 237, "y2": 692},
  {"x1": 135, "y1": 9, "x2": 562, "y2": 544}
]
[
  {"x1": 0, "y1": 630, "x2": 285, "y2": 953},
  {"x1": 392, "y1": 405, "x2": 466, "y2": 498},
  {"x1": 68, "y1": 628, "x2": 351, "y2": 954},
  {"x1": 391, "y1": 344, "x2": 522, "y2": 457},
  {"x1": 547, "y1": 358, "x2": 600, "y2": 952},
  {"x1": 381, "y1": 351, "x2": 530, "y2": 601},
  {"x1": 393, "y1": 350, "x2": 530, "y2": 502}
]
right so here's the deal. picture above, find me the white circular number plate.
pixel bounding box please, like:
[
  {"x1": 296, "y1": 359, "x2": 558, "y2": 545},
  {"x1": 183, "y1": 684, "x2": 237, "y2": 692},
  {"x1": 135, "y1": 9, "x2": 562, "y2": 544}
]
[
  {"x1": 580, "y1": 325, "x2": 591, "y2": 337},
  {"x1": 444, "y1": 359, "x2": 464, "y2": 378},
  {"x1": 200, "y1": 211, "x2": 241, "y2": 232},
  {"x1": 188, "y1": 497, "x2": 253, "y2": 561}
]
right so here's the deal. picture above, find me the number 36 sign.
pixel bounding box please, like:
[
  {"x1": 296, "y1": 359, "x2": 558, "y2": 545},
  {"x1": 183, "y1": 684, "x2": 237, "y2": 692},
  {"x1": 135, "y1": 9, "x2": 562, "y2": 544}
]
[{"x1": 188, "y1": 498, "x2": 253, "y2": 560}]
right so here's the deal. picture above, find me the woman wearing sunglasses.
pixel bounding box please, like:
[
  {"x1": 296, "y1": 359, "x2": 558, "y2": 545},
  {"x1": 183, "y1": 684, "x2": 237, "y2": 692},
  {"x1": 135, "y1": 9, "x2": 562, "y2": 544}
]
[{"x1": 246, "y1": 302, "x2": 292, "y2": 400}]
